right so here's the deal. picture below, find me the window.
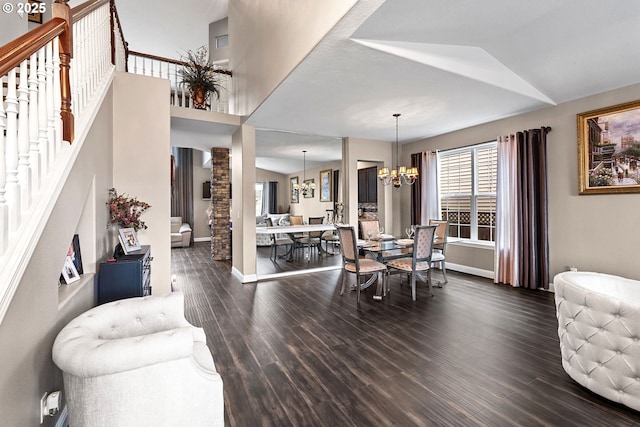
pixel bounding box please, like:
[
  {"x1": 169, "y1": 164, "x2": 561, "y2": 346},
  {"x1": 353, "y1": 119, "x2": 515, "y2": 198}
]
[
  {"x1": 215, "y1": 35, "x2": 229, "y2": 49},
  {"x1": 255, "y1": 183, "x2": 263, "y2": 216},
  {"x1": 439, "y1": 141, "x2": 497, "y2": 243}
]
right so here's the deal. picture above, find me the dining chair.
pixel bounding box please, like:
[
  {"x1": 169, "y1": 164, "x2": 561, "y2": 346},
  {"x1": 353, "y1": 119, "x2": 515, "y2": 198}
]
[
  {"x1": 296, "y1": 216, "x2": 324, "y2": 259},
  {"x1": 359, "y1": 219, "x2": 380, "y2": 241},
  {"x1": 287, "y1": 215, "x2": 305, "y2": 258},
  {"x1": 336, "y1": 225, "x2": 388, "y2": 306},
  {"x1": 428, "y1": 219, "x2": 448, "y2": 287},
  {"x1": 386, "y1": 225, "x2": 437, "y2": 301},
  {"x1": 265, "y1": 217, "x2": 293, "y2": 261}
]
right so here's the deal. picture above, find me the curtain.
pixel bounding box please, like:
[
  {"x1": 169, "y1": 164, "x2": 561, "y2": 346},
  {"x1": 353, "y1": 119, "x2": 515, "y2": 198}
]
[
  {"x1": 171, "y1": 147, "x2": 194, "y2": 242},
  {"x1": 410, "y1": 153, "x2": 422, "y2": 225},
  {"x1": 261, "y1": 181, "x2": 278, "y2": 214},
  {"x1": 420, "y1": 151, "x2": 440, "y2": 225},
  {"x1": 495, "y1": 128, "x2": 550, "y2": 289}
]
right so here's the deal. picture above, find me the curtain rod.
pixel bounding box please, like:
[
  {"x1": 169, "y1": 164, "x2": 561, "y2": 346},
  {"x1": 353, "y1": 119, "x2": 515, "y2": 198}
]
[{"x1": 422, "y1": 126, "x2": 552, "y2": 155}]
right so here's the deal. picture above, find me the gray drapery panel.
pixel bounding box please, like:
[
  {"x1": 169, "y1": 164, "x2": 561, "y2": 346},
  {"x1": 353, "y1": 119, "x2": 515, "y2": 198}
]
[
  {"x1": 171, "y1": 147, "x2": 194, "y2": 241},
  {"x1": 260, "y1": 182, "x2": 278, "y2": 215},
  {"x1": 495, "y1": 127, "x2": 550, "y2": 289},
  {"x1": 410, "y1": 153, "x2": 422, "y2": 225}
]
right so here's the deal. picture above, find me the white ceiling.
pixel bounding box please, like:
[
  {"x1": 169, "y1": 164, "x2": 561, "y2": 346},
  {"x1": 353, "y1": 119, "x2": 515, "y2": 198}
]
[{"x1": 106, "y1": 0, "x2": 640, "y2": 173}]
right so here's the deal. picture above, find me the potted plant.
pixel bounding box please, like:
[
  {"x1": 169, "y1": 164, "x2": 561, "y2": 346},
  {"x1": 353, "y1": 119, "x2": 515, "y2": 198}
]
[{"x1": 179, "y1": 46, "x2": 225, "y2": 110}]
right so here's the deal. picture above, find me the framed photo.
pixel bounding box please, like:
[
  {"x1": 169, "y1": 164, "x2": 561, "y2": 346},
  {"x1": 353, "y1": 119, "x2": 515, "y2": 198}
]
[
  {"x1": 304, "y1": 179, "x2": 315, "y2": 198},
  {"x1": 319, "y1": 169, "x2": 332, "y2": 202},
  {"x1": 59, "y1": 234, "x2": 83, "y2": 284},
  {"x1": 290, "y1": 176, "x2": 299, "y2": 203},
  {"x1": 118, "y1": 227, "x2": 141, "y2": 254},
  {"x1": 578, "y1": 100, "x2": 640, "y2": 194},
  {"x1": 202, "y1": 181, "x2": 211, "y2": 199},
  {"x1": 28, "y1": 0, "x2": 44, "y2": 24},
  {"x1": 61, "y1": 256, "x2": 80, "y2": 285}
]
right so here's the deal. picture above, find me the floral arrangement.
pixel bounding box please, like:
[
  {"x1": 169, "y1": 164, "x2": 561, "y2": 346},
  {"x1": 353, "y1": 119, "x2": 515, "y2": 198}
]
[
  {"x1": 179, "y1": 46, "x2": 225, "y2": 99},
  {"x1": 107, "y1": 188, "x2": 151, "y2": 230}
]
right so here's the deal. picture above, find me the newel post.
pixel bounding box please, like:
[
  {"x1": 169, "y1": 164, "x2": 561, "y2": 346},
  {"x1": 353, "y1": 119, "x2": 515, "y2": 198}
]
[{"x1": 52, "y1": 0, "x2": 74, "y2": 143}]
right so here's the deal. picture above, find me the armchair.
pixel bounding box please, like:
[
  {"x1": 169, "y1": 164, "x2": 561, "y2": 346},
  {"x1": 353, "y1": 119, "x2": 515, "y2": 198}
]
[
  {"x1": 52, "y1": 292, "x2": 224, "y2": 427},
  {"x1": 171, "y1": 216, "x2": 192, "y2": 247}
]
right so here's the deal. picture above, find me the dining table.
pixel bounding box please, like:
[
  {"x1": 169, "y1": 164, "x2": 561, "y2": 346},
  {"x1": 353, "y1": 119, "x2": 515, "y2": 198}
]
[
  {"x1": 256, "y1": 223, "x2": 337, "y2": 260},
  {"x1": 357, "y1": 234, "x2": 446, "y2": 299}
]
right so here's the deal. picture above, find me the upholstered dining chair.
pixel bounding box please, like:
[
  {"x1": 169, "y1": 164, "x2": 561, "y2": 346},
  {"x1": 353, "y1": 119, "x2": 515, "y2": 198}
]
[
  {"x1": 336, "y1": 225, "x2": 388, "y2": 306},
  {"x1": 266, "y1": 217, "x2": 293, "y2": 261},
  {"x1": 387, "y1": 225, "x2": 437, "y2": 301},
  {"x1": 296, "y1": 216, "x2": 324, "y2": 259},
  {"x1": 428, "y1": 219, "x2": 448, "y2": 286},
  {"x1": 359, "y1": 219, "x2": 380, "y2": 241}
]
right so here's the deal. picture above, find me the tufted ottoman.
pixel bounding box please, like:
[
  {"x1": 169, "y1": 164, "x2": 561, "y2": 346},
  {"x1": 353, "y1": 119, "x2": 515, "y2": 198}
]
[{"x1": 554, "y1": 271, "x2": 640, "y2": 411}]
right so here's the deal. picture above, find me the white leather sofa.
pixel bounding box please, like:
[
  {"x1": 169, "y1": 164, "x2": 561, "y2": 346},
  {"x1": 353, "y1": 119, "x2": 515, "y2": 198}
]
[
  {"x1": 171, "y1": 216, "x2": 192, "y2": 247},
  {"x1": 554, "y1": 271, "x2": 640, "y2": 412},
  {"x1": 52, "y1": 292, "x2": 224, "y2": 427}
]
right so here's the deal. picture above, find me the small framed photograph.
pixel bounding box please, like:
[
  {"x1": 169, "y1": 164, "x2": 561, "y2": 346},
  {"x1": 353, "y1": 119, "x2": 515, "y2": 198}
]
[
  {"x1": 60, "y1": 234, "x2": 83, "y2": 284},
  {"x1": 202, "y1": 181, "x2": 211, "y2": 199},
  {"x1": 28, "y1": 0, "x2": 44, "y2": 24},
  {"x1": 61, "y1": 256, "x2": 80, "y2": 284},
  {"x1": 290, "y1": 176, "x2": 299, "y2": 203},
  {"x1": 577, "y1": 99, "x2": 640, "y2": 194},
  {"x1": 118, "y1": 227, "x2": 141, "y2": 253},
  {"x1": 304, "y1": 179, "x2": 315, "y2": 198},
  {"x1": 319, "y1": 169, "x2": 332, "y2": 202}
]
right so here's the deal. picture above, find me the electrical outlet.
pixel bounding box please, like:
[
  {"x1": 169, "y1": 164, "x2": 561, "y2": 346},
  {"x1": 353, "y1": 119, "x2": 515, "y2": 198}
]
[{"x1": 40, "y1": 393, "x2": 47, "y2": 424}]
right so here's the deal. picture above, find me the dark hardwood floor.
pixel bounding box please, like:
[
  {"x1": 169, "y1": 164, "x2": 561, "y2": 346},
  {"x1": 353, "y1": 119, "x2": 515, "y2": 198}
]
[
  {"x1": 256, "y1": 245, "x2": 342, "y2": 276},
  {"x1": 171, "y1": 243, "x2": 640, "y2": 426}
]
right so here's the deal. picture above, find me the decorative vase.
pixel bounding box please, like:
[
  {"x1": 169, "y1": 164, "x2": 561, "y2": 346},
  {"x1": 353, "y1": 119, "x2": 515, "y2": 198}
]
[{"x1": 190, "y1": 86, "x2": 209, "y2": 110}]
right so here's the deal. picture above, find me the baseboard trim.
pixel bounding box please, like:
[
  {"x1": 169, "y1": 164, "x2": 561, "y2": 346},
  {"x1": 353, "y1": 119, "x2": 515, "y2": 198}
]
[
  {"x1": 232, "y1": 266, "x2": 257, "y2": 283},
  {"x1": 445, "y1": 262, "x2": 494, "y2": 280},
  {"x1": 55, "y1": 405, "x2": 68, "y2": 427},
  {"x1": 194, "y1": 237, "x2": 211, "y2": 243},
  {"x1": 257, "y1": 265, "x2": 341, "y2": 282}
]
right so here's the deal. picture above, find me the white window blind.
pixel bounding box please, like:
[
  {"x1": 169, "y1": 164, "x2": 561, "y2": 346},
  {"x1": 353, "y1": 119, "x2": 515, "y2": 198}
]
[{"x1": 440, "y1": 142, "x2": 497, "y2": 242}]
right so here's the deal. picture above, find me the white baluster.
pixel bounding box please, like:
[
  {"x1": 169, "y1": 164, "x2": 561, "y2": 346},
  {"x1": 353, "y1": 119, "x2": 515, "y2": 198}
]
[
  {"x1": 0, "y1": 76, "x2": 8, "y2": 254},
  {"x1": 45, "y1": 42, "x2": 56, "y2": 162},
  {"x1": 17, "y1": 60, "x2": 31, "y2": 211},
  {"x1": 52, "y1": 37, "x2": 63, "y2": 149},
  {"x1": 28, "y1": 52, "x2": 41, "y2": 190},
  {"x1": 37, "y1": 46, "x2": 49, "y2": 177},
  {"x1": 5, "y1": 69, "x2": 21, "y2": 230}
]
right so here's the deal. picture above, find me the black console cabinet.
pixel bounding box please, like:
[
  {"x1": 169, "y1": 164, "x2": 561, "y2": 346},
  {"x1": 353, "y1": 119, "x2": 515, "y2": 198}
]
[{"x1": 98, "y1": 245, "x2": 152, "y2": 304}]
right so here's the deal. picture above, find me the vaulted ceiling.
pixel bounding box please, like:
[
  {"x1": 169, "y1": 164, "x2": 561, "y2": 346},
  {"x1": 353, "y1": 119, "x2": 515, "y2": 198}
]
[{"x1": 100, "y1": 0, "x2": 640, "y2": 173}]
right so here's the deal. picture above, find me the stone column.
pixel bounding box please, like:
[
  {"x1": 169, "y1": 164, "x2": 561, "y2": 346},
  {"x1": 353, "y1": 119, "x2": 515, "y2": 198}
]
[{"x1": 211, "y1": 148, "x2": 231, "y2": 260}]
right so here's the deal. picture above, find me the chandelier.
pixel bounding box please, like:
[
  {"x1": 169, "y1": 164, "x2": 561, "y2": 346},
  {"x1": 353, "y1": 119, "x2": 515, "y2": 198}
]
[
  {"x1": 293, "y1": 150, "x2": 316, "y2": 196},
  {"x1": 378, "y1": 113, "x2": 419, "y2": 187}
]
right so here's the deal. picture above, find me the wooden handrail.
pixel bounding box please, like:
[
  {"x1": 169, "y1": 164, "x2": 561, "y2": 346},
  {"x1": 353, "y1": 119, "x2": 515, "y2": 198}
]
[
  {"x1": 129, "y1": 50, "x2": 233, "y2": 76},
  {"x1": 110, "y1": 0, "x2": 128, "y2": 69},
  {"x1": 70, "y1": 0, "x2": 109, "y2": 23},
  {"x1": 0, "y1": 19, "x2": 66, "y2": 76}
]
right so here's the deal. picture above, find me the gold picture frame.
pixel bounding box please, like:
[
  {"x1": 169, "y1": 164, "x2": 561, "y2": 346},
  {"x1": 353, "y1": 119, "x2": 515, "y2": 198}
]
[
  {"x1": 290, "y1": 176, "x2": 299, "y2": 203},
  {"x1": 577, "y1": 99, "x2": 640, "y2": 194},
  {"x1": 319, "y1": 169, "x2": 332, "y2": 202},
  {"x1": 27, "y1": 0, "x2": 44, "y2": 24}
]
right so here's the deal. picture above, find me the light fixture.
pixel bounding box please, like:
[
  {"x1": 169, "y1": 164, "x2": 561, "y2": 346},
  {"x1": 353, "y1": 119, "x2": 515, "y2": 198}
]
[
  {"x1": 293, "y1": 150, "x2": 316, "y2": 196},
  {"x1": 378, "y1": 113, "x2": 419, "y2": 187}
]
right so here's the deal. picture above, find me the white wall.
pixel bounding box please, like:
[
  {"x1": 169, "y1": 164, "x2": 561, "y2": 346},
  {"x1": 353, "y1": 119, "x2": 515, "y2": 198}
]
[
  {"x1": 229, "y1": 0, "x2": 356, "y2": 116},
  {"x1": 0, "y1": 1, "x2": 29, "y2": 45},
  {"x1": 0, "y1": 87, "x2": 114, "y2": 427},
  {"x1": 193, "y1": 150, "x2": 212, "y2": 241},
  {"x1": 288, "y1": 160, "x2": 341, "y2": 221},
  {"x1": 113, "y1": 72, "x2": 171, "y2": 294},
  {"x1": 402, "y1": 82, "x2": 640, "y2": 281}
]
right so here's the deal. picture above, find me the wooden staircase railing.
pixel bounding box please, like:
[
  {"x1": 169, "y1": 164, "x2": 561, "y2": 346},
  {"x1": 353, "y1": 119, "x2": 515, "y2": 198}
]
[{"x1": 0, "y1": 0, "x2": 124, "y2": 324}]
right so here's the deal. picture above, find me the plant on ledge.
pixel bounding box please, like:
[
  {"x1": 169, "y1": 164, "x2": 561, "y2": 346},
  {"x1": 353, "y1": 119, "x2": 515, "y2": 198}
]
[
  {"x1": 178, "y1": 46, "x2": 231, "y2": 110},
  {"x1": 107, "y1": 188, "x2": 151, "y2": 231}
]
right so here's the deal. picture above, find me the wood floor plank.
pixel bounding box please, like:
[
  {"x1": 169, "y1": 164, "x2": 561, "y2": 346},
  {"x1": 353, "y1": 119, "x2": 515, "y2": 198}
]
[{"x1": 171, "y1": 243, "x2": 640, "y2": 426}]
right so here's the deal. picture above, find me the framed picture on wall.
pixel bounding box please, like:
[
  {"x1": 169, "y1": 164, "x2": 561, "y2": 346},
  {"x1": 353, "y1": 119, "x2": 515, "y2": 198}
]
[
  {"x1": 304, "y1": 179, "x2": 315, "y2": 198},
  {"x1": 290, "y1": 176, "x2": 299, "y2": 203},
  {"x1": 319, "y1": 169, "x2": 332, "y2": 202},
  {"x1": 27, "y1": 0, "x2": 44, "y2": 24},
  {"x1": 202, "y1": 181, "x2": 211, "y2": 199},
  {"x1": 577, "y1": 99, "x2": 640, "y2": 194}
]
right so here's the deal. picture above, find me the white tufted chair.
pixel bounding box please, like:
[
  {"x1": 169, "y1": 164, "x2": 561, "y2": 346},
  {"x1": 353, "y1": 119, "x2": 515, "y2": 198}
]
[
  {"x1": 53, "y1": 292, "x2": 224, "y2": 427},
  {"x1": 554, "y1": 271, "x2": 640, "y2": 412}
]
